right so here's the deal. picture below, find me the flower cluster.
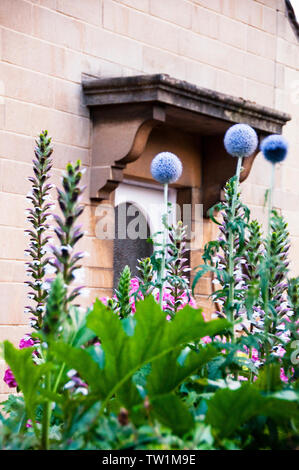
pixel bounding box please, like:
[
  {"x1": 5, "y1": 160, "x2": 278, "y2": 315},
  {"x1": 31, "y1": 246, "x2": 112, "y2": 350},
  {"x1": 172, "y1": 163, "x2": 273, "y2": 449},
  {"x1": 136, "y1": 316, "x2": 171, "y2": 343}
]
[
  {"x1": 165, "y1": 222, "x2": 192, "y2": 317},
  {"x1": 101, "y1": 277, "x2": 196, "y2": 317},
  {"x1": 3, "y1": 335, "x2": 36, "y2": 389},
  {"x1": 25, "y1": 130, "x2": 54, "y2": 329},
  {"x1": 261, "y1": 134, "x2": 289, "y2": 163},
  {"x1": 201, "y1": 178, "x2": 250, "y2": 326},
  {"x1": 224, "y1": 123, "x2": 258, "y2": 158},
  {"x1": 50, "y1": 160, "x2": 86, "y2": 306},
  {"x1": 150, "y1": 152, "x2": 182, "y2": 184}
]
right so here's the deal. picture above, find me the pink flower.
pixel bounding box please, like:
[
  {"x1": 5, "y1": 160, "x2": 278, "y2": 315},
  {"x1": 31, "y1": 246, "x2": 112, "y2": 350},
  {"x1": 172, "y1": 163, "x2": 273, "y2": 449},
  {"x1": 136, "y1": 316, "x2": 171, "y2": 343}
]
[
  {"x1": 99, "y1": 280, "x2": 196, "y2": 317},
  {"x1": 129, "y1": 278, "x2": 144, "y2": 313},
  {"x1": 202, "y1": 336, "x2": 212, "y2": 344},
  {"x1": 275, "y1": 346, "x2": 286, "y2": 358},
  {"x1": 3, "y1": 335, "x2": 37, "y2": 389},
  {"x1": 3, "y1": 368, "x2": 17, "y2": 388},
  {"x1": 155, "y1": 288, "x2": 196, "y2": 313},
  {"x1": 19, "y1": 336, "x2": 35, "y2": 349},
  {"x1": 129, "y1": 278, "x2": 140, "y2": 294},
  {"x1": 280, "y1": 368, "x2": 289, "y2": 383},
  {"x1": 99, "y1": 297, "x2": 108, "y2": 306},
  {"x1": 238, "y1": 375, "x2": 248, "y2": 381}
]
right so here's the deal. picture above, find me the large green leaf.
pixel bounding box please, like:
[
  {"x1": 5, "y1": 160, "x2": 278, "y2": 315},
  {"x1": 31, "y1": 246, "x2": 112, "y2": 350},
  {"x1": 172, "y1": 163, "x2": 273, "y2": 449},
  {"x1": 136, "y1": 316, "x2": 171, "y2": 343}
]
[
  {"x1": 52, "y1": 296, "x2": 229, "y2": 432},
  {"x1": 3, "y1": 341, "x2": 51, "y2": 421},
  {"x1": 147, "y1": 345, "x2": 218, "y2": 396},
  {"x1": 86, "y1": 296, "x2": 228, "y2": 403},
  {"x1": 206, "y1": 384, "x2": 299, "y2": 437},
  {"x1": 150, "y1": 393, "x2": 194, "y2": 436}
]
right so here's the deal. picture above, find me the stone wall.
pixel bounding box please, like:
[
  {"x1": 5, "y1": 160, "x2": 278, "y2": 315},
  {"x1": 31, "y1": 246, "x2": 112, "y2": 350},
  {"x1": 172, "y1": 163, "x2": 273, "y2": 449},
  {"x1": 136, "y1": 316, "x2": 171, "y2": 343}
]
[{"x1": 0, "y1": 0, "x2": 298, "y2": 399}]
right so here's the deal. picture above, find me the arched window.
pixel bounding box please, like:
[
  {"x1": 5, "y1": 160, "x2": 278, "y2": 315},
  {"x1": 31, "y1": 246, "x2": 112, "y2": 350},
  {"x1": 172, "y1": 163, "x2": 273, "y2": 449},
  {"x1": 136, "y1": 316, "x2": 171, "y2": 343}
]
[{"x1": 113, "y1": 180, "x2": 177, "y2": 286}]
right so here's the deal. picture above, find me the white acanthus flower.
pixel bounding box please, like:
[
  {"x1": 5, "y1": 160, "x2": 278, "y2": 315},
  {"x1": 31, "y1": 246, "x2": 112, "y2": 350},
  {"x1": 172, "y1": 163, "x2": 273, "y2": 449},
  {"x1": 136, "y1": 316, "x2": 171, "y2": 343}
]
[
  {"x1": 64, "y1": 380, "x2": 75, "y2": 390},
  {"x1": 42, "y1": 281, "x2": 52, "y2": 291},
  {"x1": 78, "y1": 251, "x2": 90, "y2": 259},
  {"x1": 67, "y1": 369, "x2": 77, "y2": 378},
  {"x1": 61, "y1": 244, "x2": 73, "y2": 254},
  {"x1": 44, "y1": 265, "x2": 56, "y2": 275},
  {"x1": 81, "y1": 288, "x2": 91, "y2": 298},
  {"x1": 36, "y1": 305, "x2": 46, "y2": 314},
  {"x1": 42, "y1": 194, "x2": 53, "y2": 202},
  {"x1": 75, "y1": 387, "x2": 88, "y2": 396},
  {"x1": 42, "y1": 244, "x2": 54, "y2": 255},
  {"x1": 73, "y1": 268, "x2": 85, "y2": 283}
]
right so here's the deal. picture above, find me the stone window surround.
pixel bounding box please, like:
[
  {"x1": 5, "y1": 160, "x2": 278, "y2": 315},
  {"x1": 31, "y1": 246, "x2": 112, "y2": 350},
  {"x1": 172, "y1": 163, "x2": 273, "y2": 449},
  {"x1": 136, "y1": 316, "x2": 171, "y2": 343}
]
[{"x1": 82, "y1": 73, "x2": 291, "y2": 216}]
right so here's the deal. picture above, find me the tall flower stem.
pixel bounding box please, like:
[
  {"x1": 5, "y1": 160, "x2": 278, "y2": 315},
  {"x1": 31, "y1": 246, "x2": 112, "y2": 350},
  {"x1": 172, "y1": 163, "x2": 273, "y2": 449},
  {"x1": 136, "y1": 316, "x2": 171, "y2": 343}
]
[
  {"x1": 159, "y1": 183, "x2": 168, "y2": 309},
  {"x1": 227, "y1": 156, "x2": 243, "y2": 340},
  {"x1": 41, "y1": 369, "x2": 51, "y2": 450},
  {"x1": 50, "y1": 161, "x2": 85, "y2": 307},
  {"x1": 25, "y1": 130, "x2": 54, "y2": 329},
  {"x1": 264, "y1": 162, "x2": 276, "y2": 390},
  {"x1": 267, "y1": 163, "x2": 275, "y2": 234}
]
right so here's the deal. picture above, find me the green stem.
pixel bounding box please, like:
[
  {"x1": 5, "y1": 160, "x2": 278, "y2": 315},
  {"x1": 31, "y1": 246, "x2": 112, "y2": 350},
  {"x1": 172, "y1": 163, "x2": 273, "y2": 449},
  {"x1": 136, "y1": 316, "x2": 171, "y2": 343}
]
[
  {"x1": 41, "y1": 371, "x2": 52, "y2": 450},
  {"x1": 159, "y1": 183, "x2": 168, "y2": 309},
  {"x1": 227, "y1": 156, "x2": 243, "y2": 341},
  {"x1": 53, "y1": 363, "x2": 66, "y2": 393},
  {"x1": 267, "y1": 163, "x2": 275, "y2": 235},
  {"x1": 265, "y1": 162, "x2": 275, "y2": 392}
]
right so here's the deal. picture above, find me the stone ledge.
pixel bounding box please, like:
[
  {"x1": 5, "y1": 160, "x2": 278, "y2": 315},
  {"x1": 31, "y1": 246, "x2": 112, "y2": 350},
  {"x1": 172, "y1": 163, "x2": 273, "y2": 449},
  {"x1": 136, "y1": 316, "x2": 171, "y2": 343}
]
[{"x1": 82, "y1": 73, "x2": 291, "y2": 213}]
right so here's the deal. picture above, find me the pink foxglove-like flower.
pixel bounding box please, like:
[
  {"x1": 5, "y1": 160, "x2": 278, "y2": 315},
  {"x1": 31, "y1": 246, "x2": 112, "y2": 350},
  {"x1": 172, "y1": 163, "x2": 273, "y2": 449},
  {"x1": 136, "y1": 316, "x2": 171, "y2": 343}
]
[
  {"x1": 3, "y1": 335, "x2": 36, "y2": 389},
  {"x1": 3, "y1": 368, "x2": 17, "y2": 388}
]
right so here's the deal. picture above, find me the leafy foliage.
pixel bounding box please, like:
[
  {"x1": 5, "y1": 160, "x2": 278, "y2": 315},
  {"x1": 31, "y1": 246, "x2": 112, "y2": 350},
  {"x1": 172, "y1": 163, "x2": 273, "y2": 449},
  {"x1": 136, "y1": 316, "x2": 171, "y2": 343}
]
[
  {"x1": 114, "y1": 265, "x2": 132, "y2": 318},
  {"x1": 51, "y1": 296, "x2": 229, "y2": 434},
  {"x1": 2, "y1": 130, "x2": 299, "y2": 450}
]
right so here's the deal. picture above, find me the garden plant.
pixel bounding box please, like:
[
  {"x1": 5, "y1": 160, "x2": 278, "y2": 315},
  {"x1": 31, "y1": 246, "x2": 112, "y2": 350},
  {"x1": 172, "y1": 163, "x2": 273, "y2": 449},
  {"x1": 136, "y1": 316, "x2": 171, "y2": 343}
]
[{"x1": 0, "y1": 126, "x2": 299, "y2": 450}]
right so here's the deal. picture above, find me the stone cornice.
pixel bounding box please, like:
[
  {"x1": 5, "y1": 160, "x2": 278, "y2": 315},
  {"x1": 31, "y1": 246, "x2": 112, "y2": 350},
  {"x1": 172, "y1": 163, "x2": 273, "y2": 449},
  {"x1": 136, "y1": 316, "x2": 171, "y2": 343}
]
[{"x1": 82, "y1": 74, "x2": 291, "y2": 213}]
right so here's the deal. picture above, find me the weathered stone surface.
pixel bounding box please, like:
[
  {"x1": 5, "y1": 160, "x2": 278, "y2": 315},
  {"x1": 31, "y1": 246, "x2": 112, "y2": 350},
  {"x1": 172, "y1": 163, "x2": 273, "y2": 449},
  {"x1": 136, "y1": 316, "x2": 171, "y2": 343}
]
[{"x1": 83, "y1": 73, "x2": 290, "y2": 211}]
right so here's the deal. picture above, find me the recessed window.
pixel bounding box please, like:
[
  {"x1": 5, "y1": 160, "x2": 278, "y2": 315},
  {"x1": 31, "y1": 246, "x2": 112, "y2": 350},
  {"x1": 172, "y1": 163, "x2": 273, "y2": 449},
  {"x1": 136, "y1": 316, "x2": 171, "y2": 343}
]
[{"x1": 113, "y1": 180, "x2": 177, "y2": 285}]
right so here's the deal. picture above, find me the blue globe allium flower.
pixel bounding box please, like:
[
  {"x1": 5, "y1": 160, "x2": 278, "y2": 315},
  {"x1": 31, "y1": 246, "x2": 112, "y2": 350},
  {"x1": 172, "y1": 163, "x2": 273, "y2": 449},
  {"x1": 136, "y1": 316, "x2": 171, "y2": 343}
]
[
  {"x1": 260, "y1": 134, "x2": 288, "y2": 163},
  {"x1": 224, "y1": 123, "x2": 258, "y2": 158},
  {"x1": 150, "y1": 152, "x2": 183, "y2": 184}
]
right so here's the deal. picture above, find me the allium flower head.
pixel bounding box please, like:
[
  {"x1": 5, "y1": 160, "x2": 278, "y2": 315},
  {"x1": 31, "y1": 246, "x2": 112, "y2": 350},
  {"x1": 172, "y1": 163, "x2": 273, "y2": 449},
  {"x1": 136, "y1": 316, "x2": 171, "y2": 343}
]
[
  {"x1": 150, "y1": 152, "x2": 182, "y2": 184},
  {"x1": 224, "y1": 123, "x2": 258, "y2": 158},
  {"x1": 260, "y1": 134, "x2": 288, "y2": 163}
]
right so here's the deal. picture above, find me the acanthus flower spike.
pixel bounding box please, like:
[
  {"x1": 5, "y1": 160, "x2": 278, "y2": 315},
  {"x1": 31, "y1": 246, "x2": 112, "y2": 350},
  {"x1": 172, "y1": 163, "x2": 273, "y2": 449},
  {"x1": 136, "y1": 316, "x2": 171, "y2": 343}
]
[
  {"x1": 24, "y1": 130, "x2": 54, "y2": 330},
  {"x1": 49, "y1": 160, "x2": 86, "y2": 307}
]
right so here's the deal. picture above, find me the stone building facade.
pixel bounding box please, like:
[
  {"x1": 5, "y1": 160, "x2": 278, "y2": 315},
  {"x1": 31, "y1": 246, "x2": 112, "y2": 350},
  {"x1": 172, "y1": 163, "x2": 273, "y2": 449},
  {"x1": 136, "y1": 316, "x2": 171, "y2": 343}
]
[{"x1": 0, "y1": 0, "x2": 298, "y2": 399}]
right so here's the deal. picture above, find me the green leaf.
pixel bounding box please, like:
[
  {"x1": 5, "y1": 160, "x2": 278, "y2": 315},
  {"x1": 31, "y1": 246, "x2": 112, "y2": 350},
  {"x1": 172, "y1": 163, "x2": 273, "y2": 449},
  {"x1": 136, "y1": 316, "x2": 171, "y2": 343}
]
[
  {"x1": 52, "y1": 296, "x2": 229, "y2": 434},
  {"x1": 150, "y1": 393, "x2": 194, "y2": 436},
  {"x1": 86, "y1": 296, "x2": 229, "y2": 403},
  {"x1": 3, "y1": 341, "x2": 51, "y2": 421},
  {"x1": 50, "y1": 343, "x2": 107, "y2": 397},
  {"x1": 147, "y1": 345, "x2": 218, "y2": 396},
  {"x1": 206, "y1": 384, "x2": 299, "y2": 437},
  {"x1": 254, "y1": 364, "x2": 282, "y2": 391}
]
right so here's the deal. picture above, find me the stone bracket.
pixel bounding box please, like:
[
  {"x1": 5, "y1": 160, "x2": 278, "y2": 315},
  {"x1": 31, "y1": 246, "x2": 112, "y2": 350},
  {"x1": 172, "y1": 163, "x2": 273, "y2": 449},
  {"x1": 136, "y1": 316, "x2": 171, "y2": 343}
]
[{"x1": 83, "y1": 74, "x2": 291, "y2": 212}]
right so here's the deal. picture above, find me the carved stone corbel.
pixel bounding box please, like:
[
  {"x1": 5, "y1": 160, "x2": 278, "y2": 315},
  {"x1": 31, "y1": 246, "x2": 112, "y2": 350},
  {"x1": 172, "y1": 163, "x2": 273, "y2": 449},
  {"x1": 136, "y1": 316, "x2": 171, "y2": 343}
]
[
  {"x1": 83, "y1": 74, "x2": 291, "y2": 213},
  {"x1": 88, "y1": 103, "x2": 166, "y2": 199}
]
